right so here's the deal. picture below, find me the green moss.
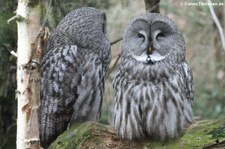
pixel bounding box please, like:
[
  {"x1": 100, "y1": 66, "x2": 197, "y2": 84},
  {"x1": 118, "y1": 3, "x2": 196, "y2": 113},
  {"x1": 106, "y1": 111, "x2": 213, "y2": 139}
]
[
  {"x1": 49, "y1": 122, "x2": 92, "y2": 149},
  {"x1": 49, "y1": 122, "x2": 115, "y2": 149},
  {"x1": 146, "y1": 119, "x2": 225, "y2": 149},
  {"x1": 49, "y1": 118, "x2": 225, "y2": 149}
]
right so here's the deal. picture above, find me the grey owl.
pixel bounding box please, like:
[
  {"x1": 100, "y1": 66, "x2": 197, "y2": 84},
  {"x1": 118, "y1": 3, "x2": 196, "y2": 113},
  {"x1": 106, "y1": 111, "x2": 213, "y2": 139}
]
[
  {"x1": 40, "y1": 7, "x2": 111, "y2": 148},
  {"x1": 112, "y1": 13, "x2": 194, "y2": 141}
]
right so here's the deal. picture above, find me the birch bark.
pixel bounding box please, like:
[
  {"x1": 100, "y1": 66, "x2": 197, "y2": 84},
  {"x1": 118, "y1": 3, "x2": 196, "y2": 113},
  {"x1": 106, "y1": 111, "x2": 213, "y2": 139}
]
[{"x1": 16, "y1": 0, "x2": 42, "y2": 148}]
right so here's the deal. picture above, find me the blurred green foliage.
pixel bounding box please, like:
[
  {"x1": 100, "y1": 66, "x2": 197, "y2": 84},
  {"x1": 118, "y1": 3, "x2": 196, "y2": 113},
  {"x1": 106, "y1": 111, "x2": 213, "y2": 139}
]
[
  {"x1": 0, "y1": 1, "x2": 17, "y2": 148},
  {"x1": 0, "y1": 13, "x2": 17, "y2": 97}
]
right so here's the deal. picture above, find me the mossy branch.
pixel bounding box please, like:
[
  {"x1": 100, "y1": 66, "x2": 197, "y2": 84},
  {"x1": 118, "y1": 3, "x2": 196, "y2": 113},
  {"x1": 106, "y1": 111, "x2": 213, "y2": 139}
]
[{"x1": 49, "y1": 118, "x2": 225, "y2": 149}]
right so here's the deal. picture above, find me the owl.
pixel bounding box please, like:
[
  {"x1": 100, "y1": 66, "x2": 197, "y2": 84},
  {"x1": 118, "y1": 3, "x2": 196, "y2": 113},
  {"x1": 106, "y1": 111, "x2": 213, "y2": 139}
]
[
  {"x1": 40, "y1": 7, "x2": 111, "y2": 148},
  {"x1": 112, "y1": 13, "x2": 194, "y2": 141}
]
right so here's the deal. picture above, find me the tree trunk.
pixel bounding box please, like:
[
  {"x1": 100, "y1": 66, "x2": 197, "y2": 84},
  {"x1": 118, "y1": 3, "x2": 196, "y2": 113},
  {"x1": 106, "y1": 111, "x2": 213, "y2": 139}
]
[
  {"x1": 16, "y1": 0, "x2": 42, "y2": 148},
  {"x1": 144, "y1": 0, "x2": 160, "y2": 13}
]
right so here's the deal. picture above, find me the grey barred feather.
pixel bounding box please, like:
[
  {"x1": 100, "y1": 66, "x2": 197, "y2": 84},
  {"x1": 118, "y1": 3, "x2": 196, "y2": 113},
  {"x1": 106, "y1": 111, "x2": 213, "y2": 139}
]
[
  {"x1": 40, "y1": 7, "x2": 111, "y2": 148},
  {"x1": 112, "y1": 13, "x2": 194, "y2": 141}
]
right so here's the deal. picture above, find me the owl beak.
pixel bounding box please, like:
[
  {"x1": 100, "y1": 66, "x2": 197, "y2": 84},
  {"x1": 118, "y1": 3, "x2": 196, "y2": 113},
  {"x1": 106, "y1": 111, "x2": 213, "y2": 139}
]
[
  {"x1": 148, "y1": 47, "x2": 152, "y2": 53},
  {"x1": 147, "y1": 44, "x2": 154, "y2": 55},
  {"x1": 147, "y1": 39, "x2": 154, "y2": 55},
  {"x1": 146, "y1": 43, "x2": 155, "y2": 64}
]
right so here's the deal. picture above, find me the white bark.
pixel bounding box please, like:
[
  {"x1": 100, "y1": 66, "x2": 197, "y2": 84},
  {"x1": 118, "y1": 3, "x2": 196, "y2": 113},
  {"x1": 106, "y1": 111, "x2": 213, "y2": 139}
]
[{"x1": 16, "y1": 0, "x2": 42, "y2": 148}]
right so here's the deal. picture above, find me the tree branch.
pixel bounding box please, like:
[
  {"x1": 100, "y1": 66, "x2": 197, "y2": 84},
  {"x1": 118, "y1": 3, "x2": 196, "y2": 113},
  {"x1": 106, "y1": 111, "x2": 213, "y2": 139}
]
[
  {"x1": 7, "y1": 15, "x2": 26, "y2": 24},
  {"x1": 0, "y1": 43, "x2": 17, "y2": 57},
  {"x1": 208, "y1": 0, "x2": 225, "y2": 51},
  {"x1": 144, "y1": 0, "x2": 160, "y2": 13},
  {"x1": 110, "y1": 38, "x2": 123, "y2": 45},
  {"x1": 106, "y1": 54, "x2": 121, "y2": 78},
  {"x1": 49, "y1": 119, "x2": 225, "y2": 149}
]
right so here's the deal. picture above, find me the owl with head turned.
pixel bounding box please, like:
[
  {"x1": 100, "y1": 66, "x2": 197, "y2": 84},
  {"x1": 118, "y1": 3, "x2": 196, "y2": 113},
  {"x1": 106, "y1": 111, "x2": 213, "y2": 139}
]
[
  {"x1": 40, "y1": 7, "x2": 111, "y2": 148},
  {"x1": 112, "y1": 13, "x2": 194, "y2": 141}
]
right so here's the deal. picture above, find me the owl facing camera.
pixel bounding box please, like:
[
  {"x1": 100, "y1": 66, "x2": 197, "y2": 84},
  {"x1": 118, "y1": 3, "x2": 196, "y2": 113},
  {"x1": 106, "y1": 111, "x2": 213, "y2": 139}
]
[{"x1": 112, "y1": 13, "x2": 194, "y2": 141}]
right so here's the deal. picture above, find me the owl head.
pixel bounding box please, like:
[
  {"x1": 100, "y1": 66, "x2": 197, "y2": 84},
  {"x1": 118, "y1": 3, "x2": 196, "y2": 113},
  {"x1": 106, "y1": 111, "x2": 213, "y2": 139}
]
[
  {"x1": 49, "y1": 7, "x2": 109, "y2": 51},
  {"x1": 122, "y1": 13, "x2": 186, "y2": 65}
]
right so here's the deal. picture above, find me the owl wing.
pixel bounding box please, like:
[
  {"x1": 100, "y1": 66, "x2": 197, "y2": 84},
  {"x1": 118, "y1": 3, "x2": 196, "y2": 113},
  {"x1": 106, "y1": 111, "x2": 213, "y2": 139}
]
[
  {"x1": 40, "y1": 45, "x2": 81, "y2": 148},
  {"x1": 69, "y1": 52, "x2": 105, "y2": 122},
  {"x1": 181, "y1": 61, "x2": 194, "y2": 102}
]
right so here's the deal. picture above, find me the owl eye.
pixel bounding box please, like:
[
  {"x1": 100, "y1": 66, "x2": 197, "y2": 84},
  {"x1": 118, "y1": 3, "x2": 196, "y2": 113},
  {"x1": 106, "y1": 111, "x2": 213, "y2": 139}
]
[
  {"x1": 137, "y1": 32, "x2": 145, "y2": 39},
  {"x1": 156, "y1": 32, "x2": 165, "y2": 40}
]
